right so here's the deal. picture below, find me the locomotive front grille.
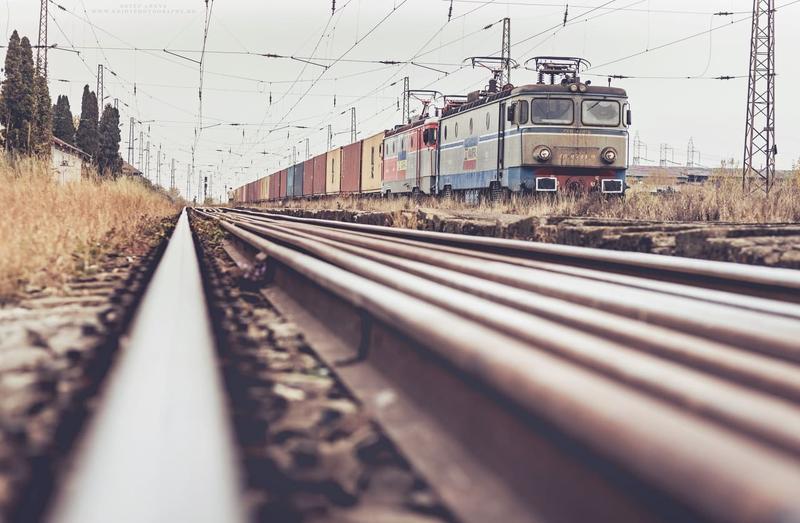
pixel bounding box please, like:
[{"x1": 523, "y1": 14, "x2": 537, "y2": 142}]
[
  {"x1": 535, "y1": 177, "x2": 558, "y2": 192},
  {"x1": 601, "y1": 179, "x2": 624, "y2": 193}
]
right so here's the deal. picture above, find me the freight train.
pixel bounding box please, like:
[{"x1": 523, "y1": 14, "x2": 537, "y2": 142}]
[{"x1": 232, "y1": 57, "x2": 631, "y2": 204}]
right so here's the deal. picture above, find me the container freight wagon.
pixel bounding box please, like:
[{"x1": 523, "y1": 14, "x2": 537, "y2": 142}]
[
  {"x1": 313, "y1": 153, "x2": 327, "y2": 195},
  {"x1": 340, "y1": 141, "x2": 363, "y2": 194},
  {"x1": 279, "y1": 169, "x2": 288, "y2": 198},
  {"x1": 303, "y1": 158, "x2": 315, "y2": 196},
  {"x1": 360, "y1": 132, "x2": 384, "y2": 194},
  {"x1": 293, "y1": 162, "x2": 305, "y2": 197},
  {"x1": 270, "y1": 171, "x2": 280, "y2": 200},
  {"x1": 287, "y1": 165, "x2": 296, "y2": 197},
  {"x1": 326, "y1": 148, "x2": 341, "y2": 195},
  {"x1": 261, "y1": 176, "x2": 269, "y2": 202}
]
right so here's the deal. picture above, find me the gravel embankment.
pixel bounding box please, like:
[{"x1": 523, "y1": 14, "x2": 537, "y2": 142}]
[{"x1": 0, "y1": 216, "x2": 176, "y2": 522}]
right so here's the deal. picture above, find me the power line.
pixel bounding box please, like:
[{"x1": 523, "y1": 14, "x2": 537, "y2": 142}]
[{"x1": 443, "y1": 1, "x2": 749, "y2": 16}]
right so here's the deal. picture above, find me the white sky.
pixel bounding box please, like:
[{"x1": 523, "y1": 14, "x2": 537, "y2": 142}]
[{"x1": 3, "y1": 0, "x2": 798, "y2": 201}]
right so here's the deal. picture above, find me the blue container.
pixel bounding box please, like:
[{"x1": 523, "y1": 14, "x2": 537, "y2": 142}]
[
  {"x1": 287, "y1": 165, "x2": 295, "y2": 197},
  {"x1": 293, "y1": 162, "x2": 304, "y2": 197}
]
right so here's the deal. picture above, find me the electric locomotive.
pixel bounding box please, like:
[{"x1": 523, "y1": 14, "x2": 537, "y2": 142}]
[{"x1": 437, "y1": 57, "x2": 630, "y2": 198}]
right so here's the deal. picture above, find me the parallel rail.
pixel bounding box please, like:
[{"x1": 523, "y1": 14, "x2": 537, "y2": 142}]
[
  {"x1": 229, "y1": 207, "x2": 800, "y2": 303},
  {"x1": 200, "y1": 207, "x2": 800, "y2": 523}
]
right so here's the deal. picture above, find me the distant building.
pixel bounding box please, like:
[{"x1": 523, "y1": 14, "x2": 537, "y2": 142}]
[
  {"x1": 121, "y1": 161, "x2": 143, "y2": 177},
  {"x1": 51, "y1": 137, "x2": 90, "y2": 183}
]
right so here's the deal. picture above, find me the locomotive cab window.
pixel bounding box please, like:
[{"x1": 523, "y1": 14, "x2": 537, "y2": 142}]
[
  {"x1": 582, "y1": 100, "x2": 621, "y2": 127},
  {"x1": 531, "y1": 98, "x2": 573, "y2": 125},
  {"x1": 517, "y1": 100, "x2": 529, "y2": 124}
]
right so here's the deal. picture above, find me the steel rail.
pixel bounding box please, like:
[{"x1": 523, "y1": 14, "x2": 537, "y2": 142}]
[
  {"x1": 227, "y1": 208, "x2": 800, "y2": 302},
  {"x1": 48, "y1": 210, "x2": 245, "y2": 523},
  {"x1": 222, "y1": 213, "x2": 800, "y2": 403},
  {"x1": 219, "y1": 215, "x2": 800, "y2": 457},
  {"x1": 224, "y1": 211, "x2": 800, "y2": 362},
  {"x1": 231, "y1": 210, "x2": 800, "y2": 320},
  {"x1": 197, "y1": 208, "x2": 800, "y2": 523}
]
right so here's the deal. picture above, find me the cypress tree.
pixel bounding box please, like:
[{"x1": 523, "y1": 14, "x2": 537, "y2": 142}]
[
  {"x1": 0, "y1": 32, "x2": 35, "y2": 153},
  {"x1": 97, "y1": 104, "x2": 122, "y2": 177},
  {"x1": 75, "y1": 85, "x2": 99, "y2": 159},
  {"x1": 0, "y1": 31, "x2": 20, "y2": 150},
  {"x1": 16, "y1": 36, "x2": 34, "y2": 152},
  {"x1": 52, "y1": 95, "x2": 76, "y2": 144},
  {"x1": 31, "y1": 73, "x2": 52, "y2": 156}
]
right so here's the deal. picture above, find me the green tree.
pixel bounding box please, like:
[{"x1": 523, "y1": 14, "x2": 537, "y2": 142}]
[
  {"x1": 97, "y1": 104, "x2": 122, "y2": 176},
  {"x1": 0, "y1": 31, "x2": 35, "y2": 153},
  {"x1": 52, "y1": 95, "x2": 76, "y2": 144},
  {"x1": 75, "y1": 85, "x2": 99, "y2": 159},
  {"x1": 31, "y1": 73, "x2": 52, "y2": 156}
]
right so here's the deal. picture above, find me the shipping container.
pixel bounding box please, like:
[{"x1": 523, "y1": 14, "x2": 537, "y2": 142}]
[
  {"x1": 326, "y1": 148, "x2": 341, "y2": 195},
  {"x1": 303, "y1": 158, "x2": 315, "y2": 196},
  {"x1": 267, "y1": 172, "x2": 280, "y2": 201},
  {"x1": 313, "y1": 153, "x2": 327, "y2": 195},
  {"x1": 279, "y1": 169, "x2": 288, "y2": 198},
  {"x1": 360, "y1": 132, "x2": 385, "y2": 193},
  {"x1": 287, "y1": 165, "x2": 296, "y2": 197},
  {"x1": 340, "y1": 141, "x2": 363, "y2": 194},
  {"x1": 293, "y1": 162, "x2": 304, "y2": 197}
]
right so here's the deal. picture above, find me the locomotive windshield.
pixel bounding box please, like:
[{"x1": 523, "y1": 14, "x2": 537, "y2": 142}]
[
  {"x1": 582, "y1": 100, "x2": 620, "y2": 126},
  {"x1": 531, "y1": 98, "x2": 573, "y2": 125}
]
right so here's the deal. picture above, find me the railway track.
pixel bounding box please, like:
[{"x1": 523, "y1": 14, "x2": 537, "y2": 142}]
[
  {"x1": 47, "y1": 210, "x2": 246, "y2": 523},
  {"x1": 196, "y1": 207, "x2": 800, "y2": 523},
  {"x1": 40, "y1": 206, "x2": 800, "y2": 523}
]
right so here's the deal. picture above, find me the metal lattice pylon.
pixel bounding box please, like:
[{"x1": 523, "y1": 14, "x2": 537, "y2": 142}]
[
  {"x1": 402, "y1": 76, "x2": 409, "y2": 124},
  {"x1": 500, "y1": 17, "x2": 511, "y2": 86},
  {"x1": 742, "y1": 0, "x2": 776, "y2": 194},
  {"x1": 97, "y1": 65, "x2": 104, "y2": 113},
  {"x1": 350, "y1": 107, "x2": 357, "y2": 143},
  {"x1": 36, "y1": 0, "x2": 47, "y2": 77},
  {"x1": 128, "y1": 118, "x2": 135, "y2": 165}
]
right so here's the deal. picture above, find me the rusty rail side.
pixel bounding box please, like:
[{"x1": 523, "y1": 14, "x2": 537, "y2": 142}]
[{"x1": 198, "y1": 209, "x2": 800, "y2": 523}]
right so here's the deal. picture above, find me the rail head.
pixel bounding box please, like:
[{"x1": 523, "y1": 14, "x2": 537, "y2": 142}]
[{"x1": 48, "y1": 210, "x2": 245, "y2": 523}]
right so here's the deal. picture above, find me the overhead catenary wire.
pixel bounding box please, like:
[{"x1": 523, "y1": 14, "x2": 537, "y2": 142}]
[{"x1": 586, "y1": 0, "x2": 800, "y2": 72}]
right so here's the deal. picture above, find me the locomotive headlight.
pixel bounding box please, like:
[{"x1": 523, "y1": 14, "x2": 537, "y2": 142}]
[
  {"x1": 601, "y1": 147, "x2": 618, "y2": 164},
  {"x1": 578, "y1": 83, "x2": 588, "y2": 93},
  {"x1": 536, "y1": 146, "x2": 553, "y2": 162},
  {"x1": 569, "y1": 83, "x2": 579, "y2": 93}
]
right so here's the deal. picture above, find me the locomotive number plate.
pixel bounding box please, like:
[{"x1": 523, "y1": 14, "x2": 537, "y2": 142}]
[{"x1": 555, "y1": 147, "x2": 599, "y2": 166}]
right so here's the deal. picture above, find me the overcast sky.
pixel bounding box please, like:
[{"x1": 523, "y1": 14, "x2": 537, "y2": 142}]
[{"x1": 3, "y1": 0, "x2": 798, "y2": 201}]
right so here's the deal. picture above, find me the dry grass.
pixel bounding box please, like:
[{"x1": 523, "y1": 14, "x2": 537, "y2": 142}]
[
  {"x1": 0, "y1": 154, "x2": 179, "y2": 300},
  {"x1": 269, "y1": 174, "x2": 800, "y2": 224}
]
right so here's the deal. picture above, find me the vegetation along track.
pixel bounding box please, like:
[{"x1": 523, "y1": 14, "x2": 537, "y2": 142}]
[{"x1": 195, "y1": 206, "x2": 800, "y2": 523}]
